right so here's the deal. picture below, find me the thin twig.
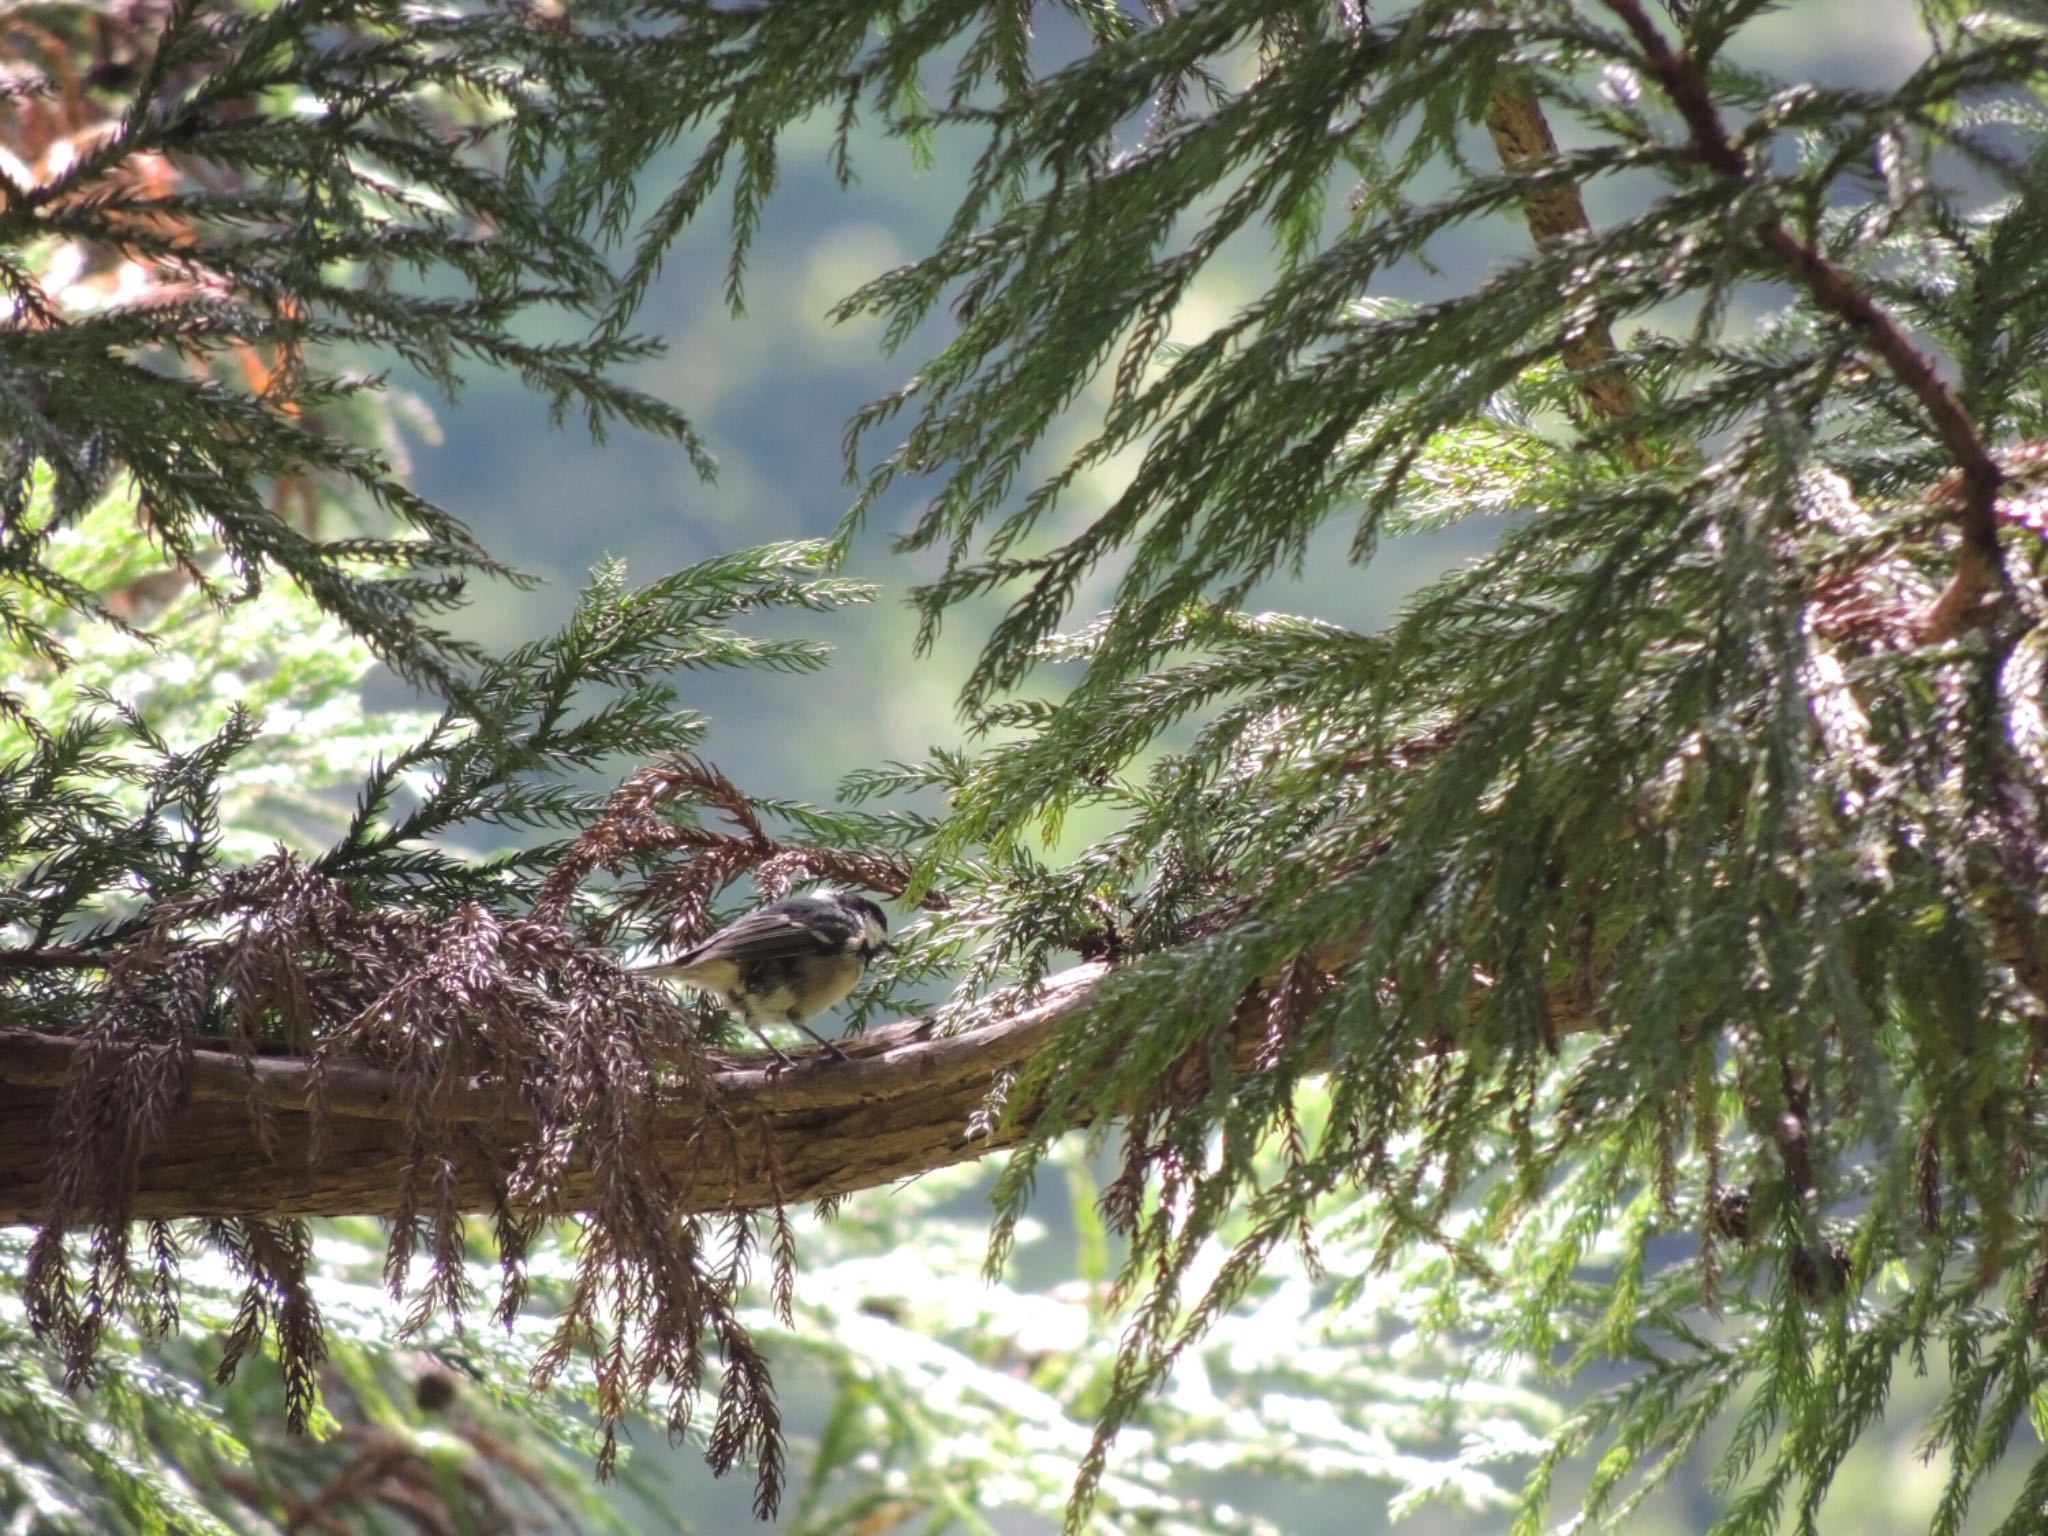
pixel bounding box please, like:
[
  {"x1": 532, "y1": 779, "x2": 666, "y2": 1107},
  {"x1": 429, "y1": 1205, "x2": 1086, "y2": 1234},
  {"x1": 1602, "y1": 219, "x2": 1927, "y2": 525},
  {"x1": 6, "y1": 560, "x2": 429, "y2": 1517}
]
[
  {"x1": 1597, "y1": 0, "x2": 2006, "y2": 637},
  {"x1": 0, "y1": 944, "x2": 115, "y2": 971}
]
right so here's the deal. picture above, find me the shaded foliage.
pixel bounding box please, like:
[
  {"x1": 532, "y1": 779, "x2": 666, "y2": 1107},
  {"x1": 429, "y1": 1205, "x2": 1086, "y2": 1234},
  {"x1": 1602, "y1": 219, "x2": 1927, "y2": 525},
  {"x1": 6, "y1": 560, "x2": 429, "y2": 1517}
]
[
  {"x1": 0, "y1": 0, "x2": 892, "y2": 1516},
  {"x1": 10, "y1": 0, "x2": 2048, "y2": 1533},
  {"x1": 6, "y1": 539, "x2": 887, "y2": 1512},
  {"x1": 549, "y1": 0, "x2": 2048, "y2": 1528},
  {"x1": 0, "y1": 0, "x2": 700, "y2": 692}
]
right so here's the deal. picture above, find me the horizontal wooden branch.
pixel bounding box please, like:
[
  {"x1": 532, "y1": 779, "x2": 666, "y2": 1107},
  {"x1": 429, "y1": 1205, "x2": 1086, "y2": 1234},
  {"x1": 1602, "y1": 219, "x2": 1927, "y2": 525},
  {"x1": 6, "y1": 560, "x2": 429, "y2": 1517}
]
[
  {"x1": 0, "y1": 963, "x2": 1109, "y2": 1226},
  {"x1": 6, "y1": 907, "x2": 2033, "y2": 1230}
]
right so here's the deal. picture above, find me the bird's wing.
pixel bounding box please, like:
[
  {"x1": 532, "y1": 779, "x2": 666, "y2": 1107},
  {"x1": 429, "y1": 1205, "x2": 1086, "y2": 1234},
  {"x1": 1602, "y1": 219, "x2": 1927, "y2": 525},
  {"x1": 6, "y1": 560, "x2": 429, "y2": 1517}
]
[{"x1": 666, "y1": 905, "x2": 836, "y2": 968}]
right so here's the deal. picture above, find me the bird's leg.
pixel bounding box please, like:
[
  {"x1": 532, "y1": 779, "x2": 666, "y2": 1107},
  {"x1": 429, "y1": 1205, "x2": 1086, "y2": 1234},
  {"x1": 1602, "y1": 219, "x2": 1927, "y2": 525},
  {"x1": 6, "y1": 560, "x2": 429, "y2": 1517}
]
[
  {"x1": 787, "y1": 1017, "x2": 850, "y2": 1061},
  {"x1": 736, "y1": 1014, "x2": 798, "y2": 1069}
]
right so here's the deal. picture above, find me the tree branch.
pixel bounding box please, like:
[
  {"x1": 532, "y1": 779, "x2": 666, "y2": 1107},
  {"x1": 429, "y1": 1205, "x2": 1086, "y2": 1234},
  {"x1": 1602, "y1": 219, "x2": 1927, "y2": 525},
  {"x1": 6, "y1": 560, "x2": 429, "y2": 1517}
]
[
  {"x1": 0, "y1": 965, "x2": 1109, "y2": 1225},
  {"x1": 1596, "y1": 0, "x2": 2007, "y2": 637},
  {"x1": 1483, "y1": 77, "x2": 1656, "y2": 469},
  {"x1": 0, "y1": 943, "x2": 117, "y2": 971},
  {"x1": 2, "y1": 884, "x2": 2036, "y2": 1231}
]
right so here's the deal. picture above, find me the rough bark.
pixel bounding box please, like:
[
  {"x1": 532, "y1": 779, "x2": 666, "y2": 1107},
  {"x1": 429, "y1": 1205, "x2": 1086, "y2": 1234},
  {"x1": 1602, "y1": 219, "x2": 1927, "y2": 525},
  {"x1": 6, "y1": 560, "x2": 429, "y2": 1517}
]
[{"x1": 0, "y1": 963, "x2": 1108, "y2": 1225}]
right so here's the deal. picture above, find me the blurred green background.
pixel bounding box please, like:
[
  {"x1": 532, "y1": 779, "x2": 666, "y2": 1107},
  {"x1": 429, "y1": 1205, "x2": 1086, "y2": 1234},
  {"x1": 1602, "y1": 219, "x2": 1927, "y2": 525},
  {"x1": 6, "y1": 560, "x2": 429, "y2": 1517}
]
[
  {"x1": 404, "y1": 0, "x2": 1931, "y2": 805},
  {"x1": 390, "y1": 3, "x2": 2003, "y2": 1531}
]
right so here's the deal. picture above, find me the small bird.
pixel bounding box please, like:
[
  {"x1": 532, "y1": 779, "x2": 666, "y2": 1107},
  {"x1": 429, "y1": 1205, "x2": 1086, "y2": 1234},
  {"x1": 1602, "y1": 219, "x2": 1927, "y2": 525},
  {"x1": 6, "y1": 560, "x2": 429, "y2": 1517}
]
[{"x1": 638, "y1": 890, "x2": 892, "y2": 1063}]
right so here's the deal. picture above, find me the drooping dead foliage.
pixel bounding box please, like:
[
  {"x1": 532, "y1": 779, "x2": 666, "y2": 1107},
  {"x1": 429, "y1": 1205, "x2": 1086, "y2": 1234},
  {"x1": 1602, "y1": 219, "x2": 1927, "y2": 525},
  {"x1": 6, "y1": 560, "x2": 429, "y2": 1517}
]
[{"x1": 12, "y1": 755, "x2": 914, "y2": 1512}]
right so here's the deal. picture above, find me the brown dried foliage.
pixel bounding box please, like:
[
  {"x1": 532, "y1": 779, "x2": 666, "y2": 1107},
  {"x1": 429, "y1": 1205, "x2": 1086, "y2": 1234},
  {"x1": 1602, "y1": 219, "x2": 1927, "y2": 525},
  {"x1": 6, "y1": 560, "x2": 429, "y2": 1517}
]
[
  {"x1": 14, "y1": 753, "x2": 911, "y2": 1513},
  {"x1": 551, "y1": 755, "x2": 915, "y2": 951}
]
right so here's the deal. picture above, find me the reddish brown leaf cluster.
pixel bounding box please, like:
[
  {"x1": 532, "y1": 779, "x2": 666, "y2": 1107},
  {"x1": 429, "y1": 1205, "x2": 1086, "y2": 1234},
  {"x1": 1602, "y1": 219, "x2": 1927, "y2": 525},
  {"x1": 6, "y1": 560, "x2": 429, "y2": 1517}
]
[
  {"x1": 12, "y1": 748, "x2": 924, "y2": 1515},
  {"x1": 551, "y1": 754, "x2": 914, "y2": 955}
]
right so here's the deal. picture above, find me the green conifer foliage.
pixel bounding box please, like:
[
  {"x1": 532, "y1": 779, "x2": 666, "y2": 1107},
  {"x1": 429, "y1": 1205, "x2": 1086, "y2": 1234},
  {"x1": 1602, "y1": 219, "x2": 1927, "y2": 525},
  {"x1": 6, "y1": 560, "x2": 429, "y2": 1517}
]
[{"x1": 7, "y1": 1, "x2": 2048, "y2": 1532}]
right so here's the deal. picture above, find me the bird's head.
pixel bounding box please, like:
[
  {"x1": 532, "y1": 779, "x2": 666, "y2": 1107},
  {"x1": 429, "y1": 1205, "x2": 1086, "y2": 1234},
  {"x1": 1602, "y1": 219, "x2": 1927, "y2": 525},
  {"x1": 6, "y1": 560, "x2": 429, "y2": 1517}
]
[{"x1": 825, "y1": 890, "x2": 894, "y2": 957}]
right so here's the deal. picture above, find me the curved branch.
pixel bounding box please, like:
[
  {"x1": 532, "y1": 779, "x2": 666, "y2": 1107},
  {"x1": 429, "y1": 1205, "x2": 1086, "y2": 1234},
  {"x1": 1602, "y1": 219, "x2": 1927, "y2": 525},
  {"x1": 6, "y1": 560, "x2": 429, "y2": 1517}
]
[
  {"x1": 5, "y1": 908, "x2": 2035, "y2": 1229},
  {"x1": 1596, "y1": 0, "x2": 2007, "y2": 636},
  {"x1": 0, "y1": 964, "x2": 1109, "y2": 1226}
]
